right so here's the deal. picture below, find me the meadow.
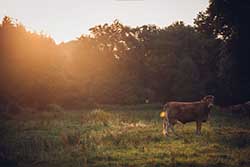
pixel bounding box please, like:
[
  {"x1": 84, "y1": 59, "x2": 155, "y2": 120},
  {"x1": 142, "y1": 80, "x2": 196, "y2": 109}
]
[{"x1": 1, "y1": 105, "x2": 250, "y2": 167}]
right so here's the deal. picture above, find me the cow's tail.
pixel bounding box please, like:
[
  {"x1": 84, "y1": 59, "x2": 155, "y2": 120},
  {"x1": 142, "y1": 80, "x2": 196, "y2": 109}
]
[
  {"x1": 162, "y1": 103, "x2": 170, "y2": 120},
  {"x1": 163, "y1": 103, "x2": 169, "y2": 112},
  {"x1": 162, "y1": 103, "x2": 170, "y2": 135}
]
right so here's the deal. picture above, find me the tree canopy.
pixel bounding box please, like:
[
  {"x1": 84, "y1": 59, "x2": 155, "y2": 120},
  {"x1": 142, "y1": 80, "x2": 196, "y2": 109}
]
[
  {"x1": 1, "y1": 5, "x2": 249, "y2": 110},
  {"x1": 194, "y1": 0, "x2": 250, "y2": 104}
]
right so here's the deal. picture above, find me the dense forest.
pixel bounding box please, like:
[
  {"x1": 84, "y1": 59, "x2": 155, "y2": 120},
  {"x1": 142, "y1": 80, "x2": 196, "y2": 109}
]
[{"x1": 0, "y1": 0, "x2": 249, "y2": 110}]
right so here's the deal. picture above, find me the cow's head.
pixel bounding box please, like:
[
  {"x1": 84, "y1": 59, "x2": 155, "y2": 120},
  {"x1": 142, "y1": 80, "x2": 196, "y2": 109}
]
[{"x1": 202, "y1": 95, "x2": 215, "y2": 108}]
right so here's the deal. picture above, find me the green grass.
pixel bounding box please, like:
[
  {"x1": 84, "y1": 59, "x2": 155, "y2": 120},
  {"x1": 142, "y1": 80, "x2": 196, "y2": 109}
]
[{"x1": 1, "y1": 105, "x2": 250, "y2": 167}]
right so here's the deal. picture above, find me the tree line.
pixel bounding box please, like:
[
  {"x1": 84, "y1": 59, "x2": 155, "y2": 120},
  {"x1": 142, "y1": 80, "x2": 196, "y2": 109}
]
[{"x1": 0, "y1": 0, "x2": 249, "y2": 110}]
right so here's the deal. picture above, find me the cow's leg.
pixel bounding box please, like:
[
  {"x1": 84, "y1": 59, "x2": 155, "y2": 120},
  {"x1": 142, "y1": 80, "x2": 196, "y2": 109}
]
[
  {"x1": 196, "y1": 121, "x2": 202, "y2": 135},
  {"x1": 169, "y1": 123, "x2": 178, "y2": 136},
  {"x1": 163, "y1": 117, "x2": 172, "y2": 136},
  {"x1": 162, "y1": 119, "x2": 168, "y2": 136}
]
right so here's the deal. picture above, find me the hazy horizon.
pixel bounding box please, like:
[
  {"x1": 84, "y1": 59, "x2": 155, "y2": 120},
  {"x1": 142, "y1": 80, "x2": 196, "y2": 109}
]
[{"x1": 1, "y1": 0, "x2": 209, "y2": 43}]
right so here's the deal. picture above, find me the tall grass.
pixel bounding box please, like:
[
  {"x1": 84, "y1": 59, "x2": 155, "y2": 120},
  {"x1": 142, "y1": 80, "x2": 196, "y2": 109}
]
[{"x1": 0, "y1": 106, "x2": 250, "y2": 167}]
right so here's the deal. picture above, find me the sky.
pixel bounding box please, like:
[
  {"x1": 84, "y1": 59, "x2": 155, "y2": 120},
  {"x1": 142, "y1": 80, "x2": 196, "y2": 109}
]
[{"x1": 0, "y1": 0, "x2": 209, "y2": 43}]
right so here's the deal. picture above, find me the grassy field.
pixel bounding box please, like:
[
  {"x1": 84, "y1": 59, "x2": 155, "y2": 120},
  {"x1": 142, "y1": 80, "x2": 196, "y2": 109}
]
[{"x1": 1, "y1": 105, "x2": 250, "y2": 167}]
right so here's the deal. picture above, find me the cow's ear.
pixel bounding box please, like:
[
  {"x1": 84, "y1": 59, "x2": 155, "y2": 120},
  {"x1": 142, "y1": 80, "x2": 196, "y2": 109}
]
[
  {"x1": 202, "y1": 96, "x2": 208, "y2": 102},
  {"x1": 207, "y1": 95, "x2": 214, "y2": 102}
]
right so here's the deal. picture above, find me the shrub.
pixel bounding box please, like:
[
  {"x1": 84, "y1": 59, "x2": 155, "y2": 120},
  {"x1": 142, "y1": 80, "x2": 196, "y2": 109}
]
[
  {"x1": 46, "y1": 104, "x2": 64, "y2": 112},
  {"x1": 60, "y1": 130, "x2": 81, "y2": 146},
  {"x1": 81, "y1": 109, "x2": 115, "y2": 125}
]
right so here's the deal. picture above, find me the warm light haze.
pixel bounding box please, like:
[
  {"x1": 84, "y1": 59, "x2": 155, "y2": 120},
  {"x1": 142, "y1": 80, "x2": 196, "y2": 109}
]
[
  {"x1": 1, "y1": 0, "x2": 250, "y2": 166},
  {"x1": 0, "y1": 0, "x2": 208, "y2": 43}
]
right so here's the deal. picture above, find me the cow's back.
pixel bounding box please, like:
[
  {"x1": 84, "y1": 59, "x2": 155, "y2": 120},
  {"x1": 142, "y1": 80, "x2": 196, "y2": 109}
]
[{"x1": 166, "y1": 101, "x2": 209, "y2": 123}]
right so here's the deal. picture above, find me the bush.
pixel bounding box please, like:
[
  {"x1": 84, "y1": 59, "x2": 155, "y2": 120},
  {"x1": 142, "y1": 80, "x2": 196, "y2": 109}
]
[
  {"x1": 81, "y1": 109, "x2": 115, "y2": 125},
  {"x1": 46, "y1": 104, "x2": 64, "y2": 112},
  {"x1": 60, "y1": 130, "x2": 81, "y2": 146},
  {"x1": 0, "y1": 103, "x2": 22, "y2": 113}
]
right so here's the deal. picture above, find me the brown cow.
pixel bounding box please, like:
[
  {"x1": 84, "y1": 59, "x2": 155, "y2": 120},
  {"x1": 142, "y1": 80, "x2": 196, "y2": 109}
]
[{"x1": 161, "y1": 95, "x2": 215, "y2": 136}]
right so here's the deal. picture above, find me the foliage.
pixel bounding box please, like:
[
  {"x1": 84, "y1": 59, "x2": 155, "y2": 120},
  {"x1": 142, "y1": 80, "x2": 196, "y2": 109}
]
[
  {"x1": 0, "y1": 16, "x2": 220, "y2": 108},
  {"x1": 194, "y1": 0, "x2": 250, "y2": 105},
  {"x1": 46, "y1": 104, "x2": 64, "y2": 112}
]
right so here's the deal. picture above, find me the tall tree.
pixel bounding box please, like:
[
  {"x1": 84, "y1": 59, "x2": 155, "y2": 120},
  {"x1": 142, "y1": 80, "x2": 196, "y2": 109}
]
[{"x1": 194, "y1": 0, "x2": 250, "y2": 104}]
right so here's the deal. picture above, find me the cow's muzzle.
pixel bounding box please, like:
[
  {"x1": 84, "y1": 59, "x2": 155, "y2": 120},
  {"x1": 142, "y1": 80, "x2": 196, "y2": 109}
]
[{"x1": 208, "y1": 103, "x2": 214, "y2": 109}]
